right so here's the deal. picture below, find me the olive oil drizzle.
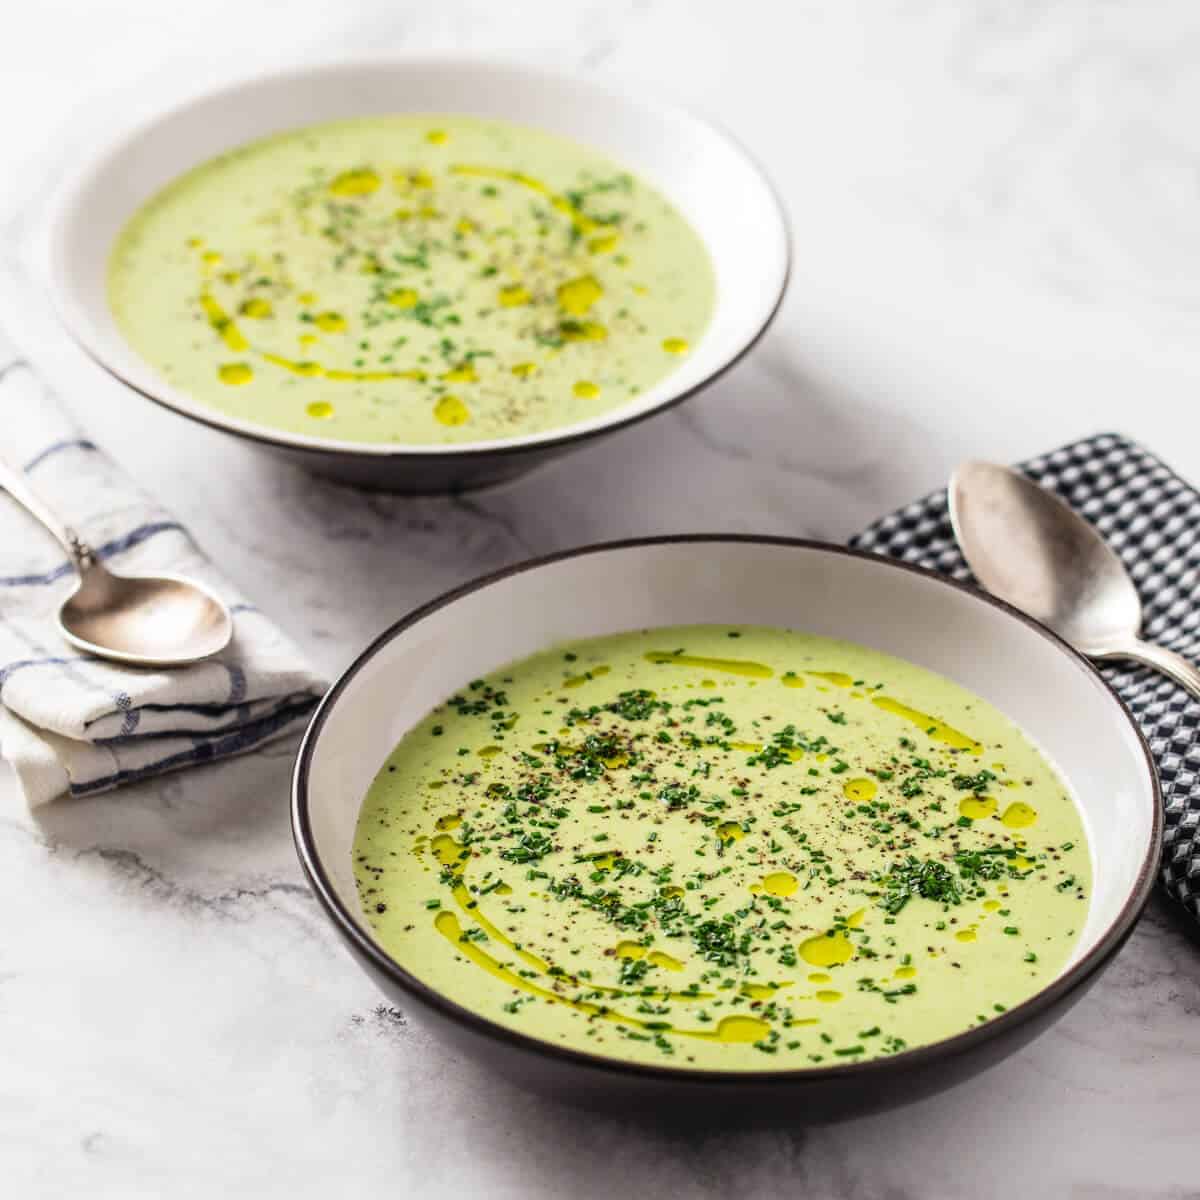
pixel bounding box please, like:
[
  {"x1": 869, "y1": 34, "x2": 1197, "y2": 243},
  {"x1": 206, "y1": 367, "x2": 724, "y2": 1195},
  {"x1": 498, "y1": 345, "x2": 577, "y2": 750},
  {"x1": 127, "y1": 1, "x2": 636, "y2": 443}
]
[
  {"x1": 356, "y1": 626, "x2": 1086, "y2": 1067},
  {"x1": 187, "y1": 150, "x2": 696, "y2": 427}
]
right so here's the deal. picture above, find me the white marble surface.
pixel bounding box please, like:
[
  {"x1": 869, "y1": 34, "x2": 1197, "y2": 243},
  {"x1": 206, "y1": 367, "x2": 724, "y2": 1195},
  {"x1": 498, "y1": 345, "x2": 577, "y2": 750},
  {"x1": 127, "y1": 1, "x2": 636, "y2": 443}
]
[{"x1": 4, "y1": 2, "x2": 1200, "y2": 1196}]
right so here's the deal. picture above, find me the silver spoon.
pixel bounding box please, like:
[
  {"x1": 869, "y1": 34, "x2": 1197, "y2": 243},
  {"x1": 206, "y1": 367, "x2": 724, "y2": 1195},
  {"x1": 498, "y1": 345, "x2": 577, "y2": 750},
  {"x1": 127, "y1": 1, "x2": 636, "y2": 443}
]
[
  {"x1": 949, "y1": 460, "x2": 1200, "y2": 700},
  {"x1": 0, "y1": 457, "x2": 232, "y2": 667}
]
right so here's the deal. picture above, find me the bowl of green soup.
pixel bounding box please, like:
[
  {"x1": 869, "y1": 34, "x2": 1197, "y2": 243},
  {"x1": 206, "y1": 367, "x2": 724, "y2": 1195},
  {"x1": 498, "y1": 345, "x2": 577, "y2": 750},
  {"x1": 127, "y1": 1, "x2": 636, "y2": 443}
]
[
  {"x1": 47, "y1": 56, "x2": 788, "y2": 492},
  {"x1": 292, "y1": 537, "x2": 1159, "y2": 1119}
]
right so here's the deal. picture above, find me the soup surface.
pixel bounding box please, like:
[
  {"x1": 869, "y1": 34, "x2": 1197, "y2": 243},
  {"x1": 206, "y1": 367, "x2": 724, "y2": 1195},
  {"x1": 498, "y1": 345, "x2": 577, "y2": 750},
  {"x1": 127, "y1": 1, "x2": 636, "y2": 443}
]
[
  {"x1": 353, "y1": 626, "x2": 1090, "y2": 1071},
  {"x1": 108, "y1": 115, "x2": 714, "y2": 445}
]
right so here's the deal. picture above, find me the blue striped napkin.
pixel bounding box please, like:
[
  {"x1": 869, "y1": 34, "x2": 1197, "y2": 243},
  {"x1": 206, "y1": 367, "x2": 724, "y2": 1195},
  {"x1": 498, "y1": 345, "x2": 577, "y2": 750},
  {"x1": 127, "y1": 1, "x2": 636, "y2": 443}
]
[{"x1": 0, "y1": 342, "x2": 325, "y2": 807}]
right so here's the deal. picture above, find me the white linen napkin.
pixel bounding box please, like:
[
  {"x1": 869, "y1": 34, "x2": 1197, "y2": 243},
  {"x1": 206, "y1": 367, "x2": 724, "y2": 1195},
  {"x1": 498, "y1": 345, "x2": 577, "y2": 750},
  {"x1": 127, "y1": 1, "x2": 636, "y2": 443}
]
[{"x1": 0, "y1": 337, "x2": 326, "y2": 807}]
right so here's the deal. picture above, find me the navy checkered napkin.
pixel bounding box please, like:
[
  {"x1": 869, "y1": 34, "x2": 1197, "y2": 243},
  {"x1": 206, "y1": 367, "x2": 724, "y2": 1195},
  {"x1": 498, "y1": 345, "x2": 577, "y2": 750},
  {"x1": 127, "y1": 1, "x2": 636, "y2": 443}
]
[{"x1": 852, "y1": 434, "x2": 1200, "y2": 922}]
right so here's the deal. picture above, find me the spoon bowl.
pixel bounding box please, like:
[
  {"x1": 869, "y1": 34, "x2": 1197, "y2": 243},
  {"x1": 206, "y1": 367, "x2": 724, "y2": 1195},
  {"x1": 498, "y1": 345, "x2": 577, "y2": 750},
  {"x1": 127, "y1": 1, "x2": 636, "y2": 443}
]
[
  {"x1": 59, "y1": 562, "x2": 233, "y2": 667},
  {"x1": 950, "y1": 460, "x2": 1200, "y2": 699},
  {"x1": 0, "y1": 453, "x2": 232, "y2": 668}
]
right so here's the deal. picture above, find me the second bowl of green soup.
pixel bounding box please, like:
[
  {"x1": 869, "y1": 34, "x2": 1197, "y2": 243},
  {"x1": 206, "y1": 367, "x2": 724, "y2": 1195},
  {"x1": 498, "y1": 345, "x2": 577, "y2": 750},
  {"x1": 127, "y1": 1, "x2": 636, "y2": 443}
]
[
  {"x1": 293, "y1": 537, "x2": 1159, "y2": 1119},
  {"x1": 48, "y1": 57, "x2": 789, "y2": 491}
]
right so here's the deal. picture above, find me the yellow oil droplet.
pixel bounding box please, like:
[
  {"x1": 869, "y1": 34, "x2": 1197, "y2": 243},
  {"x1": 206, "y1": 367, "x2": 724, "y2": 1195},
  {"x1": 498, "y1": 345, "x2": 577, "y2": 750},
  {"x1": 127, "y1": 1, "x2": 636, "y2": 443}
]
[
  {"x1": 511, "y1": 361, "x2": 538, "y2": 378},
  {"x1": 716, "y1": 821, "x2": 744, "y2": 842},
  {"x1": 477, "y1": 745, "x2": 501, "y2": 759},
  {"x1": 731, "y1": 740, "x2": 763, "y2": 753},
  {"x1": 815, "y1": 990, "x2": 843, "y2": 1004},
  {"x1": 556, "y1": 275, "x2": 603, "y2": 316},
  {"x1": 955, "y1": 927, "x2": 978, "y2": 943},
  {"x1": 430, "y1": 833, "x2": 466, "y2": 868},
  {"x1": 871, "y1": 696, "x2": 982, "y2": 754},
  {"x1": 426, "y1": 129, "x2": 449, "y2": 145},
  {"x1": 616, "y1": 941, "x2": 646, "y2": 960},
  {"x1": 846, "y1": 908, "x2": 867, "y2": 929},
  {"x1": 781, "y1": 672, "x2": 805, "y2": 688},
  {"x1": 799, "y1": 930, "x2": 855, "y2": 968},
  {"x1": 455, "y1": 217, "x2": 475, "y2": 236},
  {"x1": 218, "y1": 363, "x2": 253, "y2": 386},
  {"x1": 298, "y1": 292, "x2": 318, "y2": 305},
  {"x1": 983, "y1": 899, "x2": 1002, "y2": 912},
  {"x1": 894, "y1": 965, "x2": 918, "y2": 980},
  {"x1": 238, "y1": 297, "x2": 272, "y2": 319},
  {"x1": 275, "y1": 359, "x2": 322, "y2": 377},
  {"x1": 660, "y1": 885, "x2": 685, "y2": 900},
  {"x1": 591, "y1": 853, "x2": 618, "y2": 871},
  {"x1": 662, "y1": 337, "x2": 690, "y2": 354},
  {"x1": 298, "y1": 333, "x2": 318, "y2": 347},
  {"x1": 201, "y1": 250, "x2": 223, "y2": 268},
  {"x1": 700, "y1": 679, "x2": 717, "y2": 689},
  {"x1": 404, "y1": 169, "x2": 435, "y2": 190},
  {"x1": 314, "y1": 311, "x2": 347, "y2": 333},
  {"x1": 306, "y1": 400, "x2": 334, "y2": 419},
  {"x1": 186, "y1": 236, "x2": 204, "y2": 249},
  {"x1": 809, "y1": 670, "x2": 854, "y2": 687},
  {"x1": 559, "y1": 320, "x2": 608, "y2": 342},
  {"x1": 441, "y1": 363, "x2": 479, "y2": 383},
  {"x1": 842, "y1": 777, "x2": 877, "y2": 802},
  {"x1": 647, "y1": 951, "x2": 683, "y2": 972},
  {"x1": 494, "y1": 883, "x2": 512, "y2": 896},
  {"x1": 434, "y1": 395, "x2": 470, "y2": 426},
  {"x1": 498, "y1": 284, "x2": 531, "y2": 307},
  {"x1": 388, "y1": 289, "x2": 419, "y2": 308},
  {"x1": 959, "y1": 795, "x2": 998, "y2": 820},
  {"x1": 563, "y1": 665, "x2": 609, "y2": 688},
  {"x1": 393, "y1": 208, "x2": 413, "y2": 221},
  {"x1": 711, "y1": 1015, "x2": 770, "y2": 1044},
  {"x1": 418, "y1": 206, "x2": 441, "y2": 219},
  {"x1": 760, "y1": 871, "x2": 798, "y2": 897},
  {"x1": 329, "y1": 168, "x2": 381, "y2": 196},
  {"x1": 808, "y1": 972, "x2": 832, "y2": 984},
  {"x1": 199, "y1": 293, "x2": 248, "y2": 351},
  {"x1": 573, "y1": 380, "x2": 600, "y2": 398},
  {"x1": 588, "y1": 233, "x2": 620, "y2": 254},
  {"x1": 435, "y1": 814, "x2": 462, "y2": 832},
  {"x1": 644, "y1": 651, "x2": 773, "y2": 679},
  {"x1": 1001, "y1": 802, "x2": 1038, "y2": 829},
  {"x1": 740, "y1": 981, "x2": 790, "y2": 1000},
  {"x1": 221, "y1": 271, "x2": 241, "y2": 285}
]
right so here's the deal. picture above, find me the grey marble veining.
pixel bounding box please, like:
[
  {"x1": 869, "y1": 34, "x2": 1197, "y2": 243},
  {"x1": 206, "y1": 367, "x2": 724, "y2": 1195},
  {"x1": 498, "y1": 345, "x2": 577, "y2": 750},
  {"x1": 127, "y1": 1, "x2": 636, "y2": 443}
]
[{"x1": 4, "y1": 1, "x2": 1200, "y2": 1196}]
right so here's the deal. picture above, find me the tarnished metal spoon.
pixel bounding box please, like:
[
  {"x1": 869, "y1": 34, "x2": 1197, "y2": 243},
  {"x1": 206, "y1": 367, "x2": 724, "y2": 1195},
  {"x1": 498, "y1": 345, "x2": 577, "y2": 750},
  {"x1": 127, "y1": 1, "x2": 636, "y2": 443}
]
[
  {"x1": 949, "y1": 460, "x2": 1200, "y2": 699},
  {"x1": 0, "y1": 457, "x2": 232, "y2": 667}
]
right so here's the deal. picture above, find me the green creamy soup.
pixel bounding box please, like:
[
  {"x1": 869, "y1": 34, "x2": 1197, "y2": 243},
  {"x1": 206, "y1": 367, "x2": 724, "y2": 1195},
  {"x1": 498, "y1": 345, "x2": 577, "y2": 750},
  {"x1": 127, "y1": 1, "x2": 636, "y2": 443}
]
[
  {"x1": 353, "y1": 626, "x2": 1091, "y2": 1070},
  {"x1": 108, "y1": 115, "x2": 715, "y2": 445}
]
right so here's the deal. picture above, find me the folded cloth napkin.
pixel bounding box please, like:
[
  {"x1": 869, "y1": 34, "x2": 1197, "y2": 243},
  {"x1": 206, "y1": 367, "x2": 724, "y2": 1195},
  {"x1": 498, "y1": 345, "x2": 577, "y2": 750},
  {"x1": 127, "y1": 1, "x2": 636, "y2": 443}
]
[
  {"x1": 0, "y1": 341, "x2": 325, "y2": 807},
  {"x1": 853, "y1": 433, "x2": 1200, "y2": 924}
]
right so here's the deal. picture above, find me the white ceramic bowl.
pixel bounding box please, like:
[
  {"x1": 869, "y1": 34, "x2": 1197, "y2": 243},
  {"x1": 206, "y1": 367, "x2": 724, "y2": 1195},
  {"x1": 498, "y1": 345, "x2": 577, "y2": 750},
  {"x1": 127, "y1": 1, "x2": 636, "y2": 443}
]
[
  {"x1": 292, "y1": 537, "x2": 1160, "y2": 1118},
  {"x1": 47, "y1": 56, "x2": 789, "y2": 493}
]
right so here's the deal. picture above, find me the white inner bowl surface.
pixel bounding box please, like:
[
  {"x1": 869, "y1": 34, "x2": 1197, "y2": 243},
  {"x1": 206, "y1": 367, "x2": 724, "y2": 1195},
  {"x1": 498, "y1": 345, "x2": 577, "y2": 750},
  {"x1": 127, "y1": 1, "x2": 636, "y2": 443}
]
[
  {"x1": 48, "y1": 56, "x2": 788, "y2": 455},
  {"x1": 301, "y1": 541, "x2": 1156, "y2": 986}
]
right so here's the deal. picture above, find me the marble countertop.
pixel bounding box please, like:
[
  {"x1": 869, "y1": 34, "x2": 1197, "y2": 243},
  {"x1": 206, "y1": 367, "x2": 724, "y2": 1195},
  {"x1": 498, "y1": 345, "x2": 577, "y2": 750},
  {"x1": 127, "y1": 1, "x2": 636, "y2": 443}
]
[{"x1": 5, "y1": 2, "x2": 1200, "y2": 1196}]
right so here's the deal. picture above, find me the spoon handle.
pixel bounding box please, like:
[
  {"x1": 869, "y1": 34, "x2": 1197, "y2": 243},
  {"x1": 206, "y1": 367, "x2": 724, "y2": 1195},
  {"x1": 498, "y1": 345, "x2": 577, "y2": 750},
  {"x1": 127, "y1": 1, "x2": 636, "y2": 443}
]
[
  {"x1": 0, "y1": 456, "x2": 93, "y2": 572},
  {"x1": 1097, "y1": 638, "x2": 1200, "y2": 703}
]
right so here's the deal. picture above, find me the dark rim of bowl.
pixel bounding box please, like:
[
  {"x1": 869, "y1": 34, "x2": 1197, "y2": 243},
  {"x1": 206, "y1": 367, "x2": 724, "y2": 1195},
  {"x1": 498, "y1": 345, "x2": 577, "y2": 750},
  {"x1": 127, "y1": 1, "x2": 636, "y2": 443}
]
[
  {"x1": 51, "y1": 58, "x2": 792, "y2": 467},
  {"x1": 291, "y1": 534, "x2": 1162, "y2": 1086}
]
